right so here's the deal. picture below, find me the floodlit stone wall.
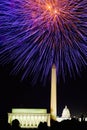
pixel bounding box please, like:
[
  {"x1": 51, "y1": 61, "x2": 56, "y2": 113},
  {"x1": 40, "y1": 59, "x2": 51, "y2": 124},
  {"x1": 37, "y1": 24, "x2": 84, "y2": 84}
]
[{"x1": 8, "y1": 113, "x2": 50, "y2": 128}]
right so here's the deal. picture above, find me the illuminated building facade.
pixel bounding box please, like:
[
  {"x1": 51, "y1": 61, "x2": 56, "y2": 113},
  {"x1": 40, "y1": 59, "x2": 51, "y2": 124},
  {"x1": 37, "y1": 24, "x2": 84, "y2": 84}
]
[
  {"x1": 62, "y1": 106, "x2": 71, "y2": 118},
  {"x1": 57, "y1": 106, "x2": 71, "y2": 122},
  {"x1": 8, "y1": 109, "x2": 50, "y2": 128}
]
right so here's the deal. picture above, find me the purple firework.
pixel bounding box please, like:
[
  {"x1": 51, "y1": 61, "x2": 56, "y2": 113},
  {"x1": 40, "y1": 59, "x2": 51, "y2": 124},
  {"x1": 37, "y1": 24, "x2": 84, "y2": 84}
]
[{"x1": 0, "y1": 0, "x2": 87, "y2": 84}]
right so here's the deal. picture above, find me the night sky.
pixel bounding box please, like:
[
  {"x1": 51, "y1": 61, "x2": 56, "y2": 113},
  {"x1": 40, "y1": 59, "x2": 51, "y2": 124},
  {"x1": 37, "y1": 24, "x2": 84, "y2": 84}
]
[{"x1": 0, "y1": 63, "x2": 87, "y2": 118}]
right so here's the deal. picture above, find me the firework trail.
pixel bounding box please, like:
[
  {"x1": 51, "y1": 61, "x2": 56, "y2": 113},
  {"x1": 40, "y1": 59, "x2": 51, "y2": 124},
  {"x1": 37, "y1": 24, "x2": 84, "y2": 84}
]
[{"x1": 0, "y1": 0, "x2": 87, "y2": 84}]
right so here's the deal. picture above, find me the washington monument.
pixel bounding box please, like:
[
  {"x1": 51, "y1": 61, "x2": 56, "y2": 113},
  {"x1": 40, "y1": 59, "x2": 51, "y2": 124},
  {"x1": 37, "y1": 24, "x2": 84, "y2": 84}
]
[{"x1": 50, "y1": 64, "x2": 57, "y2": 120}]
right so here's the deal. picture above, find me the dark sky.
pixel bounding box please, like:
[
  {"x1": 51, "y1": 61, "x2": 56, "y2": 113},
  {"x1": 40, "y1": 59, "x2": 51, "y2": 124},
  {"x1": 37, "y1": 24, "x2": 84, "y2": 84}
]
[{"x1": 0, "y1": 63, "x2": 87, "y2": 118}]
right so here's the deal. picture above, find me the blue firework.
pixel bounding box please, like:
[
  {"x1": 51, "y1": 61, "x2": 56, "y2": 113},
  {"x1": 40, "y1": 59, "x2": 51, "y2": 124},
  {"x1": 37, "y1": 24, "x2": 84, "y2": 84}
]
[{"x1": 0, "y1": 0, "x2": 87, "y2": 84}]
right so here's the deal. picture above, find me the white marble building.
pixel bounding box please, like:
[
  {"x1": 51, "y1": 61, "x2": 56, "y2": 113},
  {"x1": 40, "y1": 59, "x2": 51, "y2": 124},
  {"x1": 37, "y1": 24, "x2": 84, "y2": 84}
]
[
  {"x1": 8, "y1": 108, "x2": 50, "y2": 128},
  {"x1": 57, "y1": 106, "x2": 71, "y2": 122}
]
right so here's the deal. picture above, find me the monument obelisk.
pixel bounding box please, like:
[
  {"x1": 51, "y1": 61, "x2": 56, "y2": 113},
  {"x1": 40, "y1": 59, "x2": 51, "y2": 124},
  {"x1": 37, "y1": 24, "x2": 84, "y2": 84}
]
[{"x1": 50, "y1": 64, "x2": 57, "y2": 120}]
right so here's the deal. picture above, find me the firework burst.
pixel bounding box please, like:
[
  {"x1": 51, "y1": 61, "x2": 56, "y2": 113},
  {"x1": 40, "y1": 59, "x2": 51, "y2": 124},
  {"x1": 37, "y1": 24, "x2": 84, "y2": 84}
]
[{"x1": 0, "y1": 0, "x2": 87, "y2": 84}]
